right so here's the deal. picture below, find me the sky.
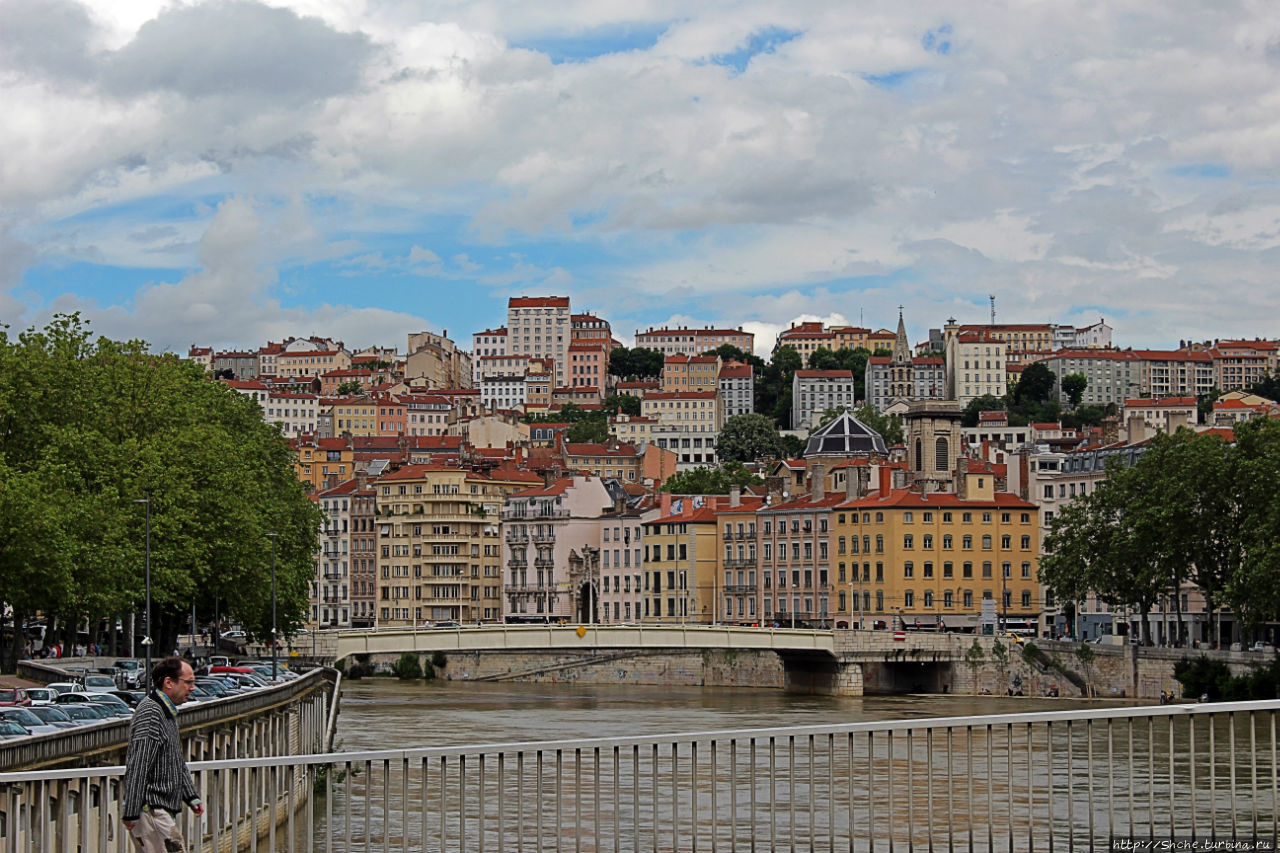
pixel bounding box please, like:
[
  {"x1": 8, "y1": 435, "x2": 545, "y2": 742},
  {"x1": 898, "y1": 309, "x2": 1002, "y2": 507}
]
[{"x1": 4, "y1": 0, "x2": 1280, "y2": 358}]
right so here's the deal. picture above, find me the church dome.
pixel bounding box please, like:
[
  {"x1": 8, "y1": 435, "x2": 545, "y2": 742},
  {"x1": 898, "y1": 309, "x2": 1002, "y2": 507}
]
[{"x1": 803, "y1": 411, "x2": 889, "y2": 457}]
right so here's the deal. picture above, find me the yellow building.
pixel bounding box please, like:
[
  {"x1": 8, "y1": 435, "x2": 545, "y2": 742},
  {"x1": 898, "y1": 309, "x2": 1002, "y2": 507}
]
[
  {"x1": 294, "y1": 436, "x2": 356, "y2": 492},
  {"x1": 834, "y1": 471, "x2": 1040, "y2": 631},
  {"x1": 641, "y1": 497, "x2": 721, "y2": 623},
  {"x1": 330, "y1": 396, "x2": 380, "y2": 435},
  {"x1": 373, "y1": 464, "x2": 540, "y2": 625}
]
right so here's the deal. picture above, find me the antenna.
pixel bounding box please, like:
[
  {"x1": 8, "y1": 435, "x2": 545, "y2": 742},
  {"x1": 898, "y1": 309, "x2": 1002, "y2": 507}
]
[{"x1": 989, "y1": 295, "x2": 996, "y2": 326}]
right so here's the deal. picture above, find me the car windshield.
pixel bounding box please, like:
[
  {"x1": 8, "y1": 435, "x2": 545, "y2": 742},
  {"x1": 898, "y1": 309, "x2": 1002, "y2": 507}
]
[
  {"x1": 85, "y1": 676, "x2": 114, "y2": 686},
  {"x1": 0, "y1": 708, "x2": 41, "y2": 726},
  {"x1": 26, "y1": 689, "x2": 53, "y2": 701},
  {"x1": 197, "y1": 682, "x2": 228, "y2": 695},
  {"x1": 88, "y1": 696, "x2": 128, "y2": 708},
  {"x1": 49, "y1": 684, "x2": 76, "y2": 695},
  {"x1": 0, "y1": 720, "x2": 27, "y2": 736},
  {"x1": 0, "y1": 689, "x2": 18, "y2": 702},
  {"x1": 115, "y1": 661, "x2": 140, "y2": 670},
  {"x1": 30, "y1": 707, "x2": 71, "y2": 723}
]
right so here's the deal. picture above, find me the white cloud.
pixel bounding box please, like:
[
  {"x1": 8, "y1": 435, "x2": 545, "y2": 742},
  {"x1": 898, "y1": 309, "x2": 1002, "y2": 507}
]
[{"x1": 5, "y1": 0, "x2": 1280, "y2": 350}]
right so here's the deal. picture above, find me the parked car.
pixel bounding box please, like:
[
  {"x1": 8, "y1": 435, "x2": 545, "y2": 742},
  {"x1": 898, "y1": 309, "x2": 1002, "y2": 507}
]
[
  {"x1": 85, "y1": 694, "x2": 134, "y2": 718},
  {"x1": 0, "y1": 719, "x2": 30, "y2": 740},
  {"x1": 221, "y1": 630, "x2": 247, "y2": 641},
  {"x1": 208, "y1": 655, "x2": 231, "y2": 668},
  {"x1": 46, "y1": 682, "x2": 85, "y2": 696},
  {"x1": 83, "y1": 675, "x2": 116, "y2": 691},
  {"x1": 194, "y1": 679, "x2": 235, "y2": 697},
  {"x1": 59, "y1": 704, "x2": 112, "y2": 726},
  {"x1": 113, "y1": 660, "x2": 147, "y2": 688},
  {"x1": 26, "y1": 706, "x2": 78, "y2": 730},
  {"x1": 0, "y1": 707, "x2": 61, "y2": 736},
  {"x1": 108, "y1": 690, "x2": 146, "y2": 708},
  {"x1": 24, "y1": 687, "x2": 57, "y2": 706},
  {"x1": 0, "y1": 688, "x2": 31, "y2": 707}
]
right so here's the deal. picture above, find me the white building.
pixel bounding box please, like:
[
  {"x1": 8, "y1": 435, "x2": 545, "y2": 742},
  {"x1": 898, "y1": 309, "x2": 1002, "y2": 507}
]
[
  {"x1": 507, "y1": 296, "x2": 571, "y2": 387},
  {"x1": 641, "y1": 390, "x2": 722, "y2": 469},
  {"x1": 718, "y1": 362, "x2": 754, "y2": 419},
  {"x1": 944, "y1": 325, "x2": 1008, "y2": 405},
  {"x1": 791, "y1": 369, "x2": 856, "y2": 430}
]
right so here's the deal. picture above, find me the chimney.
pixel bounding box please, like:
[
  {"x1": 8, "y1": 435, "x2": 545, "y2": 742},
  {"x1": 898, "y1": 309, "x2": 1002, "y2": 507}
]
[
  {"x1": 878, "y1": 464, "x2": 893, "y2": 498},
  {"x1": 844, "y1": 467, "x2": 862, "y2": 500},
  {"x1": 730, "y1": 484, "x2": 741, "y2": 508},
  {"x1": 356, "y1": 471, "x2": 368, "y2": 492},
  {"x1": 810, "y1": 464, "x2": 825, "y2": 501},
  {"x1": 1166, "y1": 411, "x2": 1190, "y2": 435},
  {"x1": 661, "y1": 492, "x2": 672, "y2": 517},
  {"x1": 1126, "y1": 414, "x2": 1147, "y2": 445},
  {"x1": 892, "y1": 468, "x2": 908, "y2": 490}
]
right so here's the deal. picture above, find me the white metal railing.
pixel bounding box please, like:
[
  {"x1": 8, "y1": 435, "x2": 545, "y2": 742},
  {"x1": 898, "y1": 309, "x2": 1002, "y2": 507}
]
[{"x1": 2, "y1": 700, "x2": 1278, "y2": 852}]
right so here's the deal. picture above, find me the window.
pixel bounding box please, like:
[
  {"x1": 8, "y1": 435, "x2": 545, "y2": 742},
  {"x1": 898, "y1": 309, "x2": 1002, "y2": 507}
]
[
  {"x1": 904, "y1": 561, "x2": 914, "y2": 578},
  {"x1": 963, "y1": 535, "x2": 973, "y2": 550},
  {"x1": 903, "y1": 512, "x2": 914, "y2": 523},
  {"x1": 904, "y1": 590, "x2": 915, "y2": 608},
  {"x1": 1022, "y1": 590, "x2": 1032, "y2": 608},
  {"x1": 982, "y1": 535, "x2": 992, "y2": 550},
  {"x1": 924, "y1": 590, "x2": 934, "y2": 607},
  {"x1": 903, "y1": 534, "x2": 914, "y2": 550},
  {"x1": 923, "y1": 562, "x2": 934, "y2": 578},
  {"x1": 943, "y1": 590, "x2": 954, "y2": 607},
  {"x1": 1001, "y1": 535, "x2": 1011, "y2": 549},
  {"x1": 943, "y1": 561, "x2": 953, "y2": 578},
  {"x1": 1022, "y1": 562, "x2": 1032, "y2": 579},
  {"x1": 875, "y1": 535, "x2": 883, "y2": 553},
  {"x1": 923, "y1": 534, "x2": 933, "y2": 549},
  {"x1": 1021, "y1": 535, "x2": 1031, "y2": 550},
  {"x1": 983, "y1": 561, "x2": 993, "y2": 579},
  {"x1": 943, "y1": 534, "x2": 953, "y2": 549},
  {"x1": 943, "y1": 512, "x2": 952, "y2": 523}
]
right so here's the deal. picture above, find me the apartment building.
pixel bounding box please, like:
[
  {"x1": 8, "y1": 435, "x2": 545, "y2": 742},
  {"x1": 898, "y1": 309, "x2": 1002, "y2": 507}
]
[
  {"x1": 598, "y1": 508, "x2": 646, "y2": 624},
  {"x1": 375, "y1": 465, "x2": 537, "y2": 625},
  {"x1": 758, "y1": 483, "x2": 843, "y2": 627},
  {"x1": 958, "y1": 324, "x2": 1055, "y2": 353},
  {"x1": 212, "y1": 350, "x2": 258, "y2": 379},
  {"x1": 294, "y1": 436, "x2": 356, "y2": 492},
  {"x1": 834, "y1": 467, "x2": 1040, "y2": 631},
  {"x1": 716, "y1": 491, "x2": 766, "y2": 624},
  {"x1": 791, "y1": 369, "x2": 856, "y2": 430},
  {"x1": 718, "y1": 361, "x2": 754, "y2": 419},
  {"x1": 1118, "y1": 397, "x2": 1197, "y2": 433},
  {"x1": 635, "y1": 326, "x2": 754, "y2": 358},
  {"x1": 1210, "y1": 340, "x2": 1279, "y2": 391},
  {"x1": 641, "y1": 497, "x2": 720, "y2": 622},
  {"x1": 405, "y1": 330, "x2": 471, "y2": 389},
  {"x1": 314, "y1": 479, "x2": 357, "y2": 628},
  {"x1": 943, "y1": 326, "x2": 1008, "y2": 405},
  {"x1": 568, "y1": 342, "x2": 608, "y2": 395},
  {"x1": 1038, "y1": 349, "x2": 1141, "y2": 407},
  {"x1": 1133, "y1": 349, "x2": 1214, "y2": 398},
  {"x1": 1053, "y1": 319, "x2": 1113, "y2": 350},
  {"x1": 265, "y1": 390, "x2": 319, "y2": 437},
  {"x1": 641, "y1": 390, "x2": 723, "y2": 469},
  {"x1": 571, "y1": 313, "x2": 613, "y2": 349},
  {"x1": 507, "y1": 296, "x2": 571, "y2": 386},
  {"x1": 661, "y1": 355, "x2": 721, "y2": 392},
  {"x1": 501, "y1": 475, "x2": 613, "y2": 622}
]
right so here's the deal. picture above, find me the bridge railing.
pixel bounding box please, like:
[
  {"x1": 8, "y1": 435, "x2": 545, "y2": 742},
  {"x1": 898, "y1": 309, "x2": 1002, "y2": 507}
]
[{"x1": 2, "y1": 700, "x2": 1277, "y2": 852}]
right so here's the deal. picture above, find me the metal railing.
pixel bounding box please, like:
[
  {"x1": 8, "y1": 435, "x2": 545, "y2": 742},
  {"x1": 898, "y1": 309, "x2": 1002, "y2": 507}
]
[{"x1": 2, "y1": 700, "x2": 1278, "y2": 852}]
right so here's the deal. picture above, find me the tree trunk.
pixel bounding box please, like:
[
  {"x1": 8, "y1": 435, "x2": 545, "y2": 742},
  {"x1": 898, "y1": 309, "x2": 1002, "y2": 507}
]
[
  {"x1": 1140, "y1": 606, "x2": 1152, "y2": 646},
  {"x1": 1172, "y1": 584, "x2": 1183, "y2": 647}
]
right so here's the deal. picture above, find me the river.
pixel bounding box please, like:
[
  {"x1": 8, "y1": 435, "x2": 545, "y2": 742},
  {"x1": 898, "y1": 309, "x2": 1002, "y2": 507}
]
[{"x1": 333, "y1": 677, "x2": 1131, "y2": 749}]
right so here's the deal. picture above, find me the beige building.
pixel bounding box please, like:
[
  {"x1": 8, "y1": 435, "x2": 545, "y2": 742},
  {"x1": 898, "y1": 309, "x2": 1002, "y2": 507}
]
[
  {"x1": 943, "y1": 324, "x2": 1007, "y2": 404},
  {"x1": 406, "y1": 330, "x2": 471, "y2": 389},
  {"x1": 661, "y1": 355, "x2": 721, "y2": 392},
  {"x1": 501, "y1": 475, "x2": 614, "y2": 622},
  {"x1": 636, "y1": 326, "x2": 754, "y2": 358},
  {"x1": 374, "y1": 464, "x2": 538, "y2": 625},
  {"x1": 508, "y1": 296, "x2": 572, "y2": 387},
  {"x1": 641, "y1": 390, "x2": 723, "y2": 469}
]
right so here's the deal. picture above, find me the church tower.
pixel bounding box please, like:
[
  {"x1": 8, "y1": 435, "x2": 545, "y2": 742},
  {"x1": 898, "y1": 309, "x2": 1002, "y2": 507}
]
[{"x1": 888, "y1": 308, "x2": 915, "y2": 404}]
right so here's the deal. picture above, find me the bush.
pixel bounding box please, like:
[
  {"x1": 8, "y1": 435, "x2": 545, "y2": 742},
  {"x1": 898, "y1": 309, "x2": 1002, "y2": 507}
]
[
  {"x1": 393, "y1": 653, "x2": 423, "y2": 680},
  {"x1": 1173, "y1": 654, "x2": 1280, "y2": 701},
  {"x1": 431, "y1": 650, "x2": 448, "y2": 670}
]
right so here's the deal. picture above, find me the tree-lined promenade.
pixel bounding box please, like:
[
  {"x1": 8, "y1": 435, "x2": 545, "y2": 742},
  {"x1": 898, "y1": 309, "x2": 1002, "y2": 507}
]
[
  {"x1": 1040, "y1": 420, "x2": 1280, "y2": 644},
  {"x1": 0, "y1": 315, "x2": 321, "y2": 671}
]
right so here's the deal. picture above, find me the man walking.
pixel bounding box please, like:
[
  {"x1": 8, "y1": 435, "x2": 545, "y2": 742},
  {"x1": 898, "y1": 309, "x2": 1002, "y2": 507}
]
[{"x1": 122, "y1": 657, "x2": 204, "y2": 853}]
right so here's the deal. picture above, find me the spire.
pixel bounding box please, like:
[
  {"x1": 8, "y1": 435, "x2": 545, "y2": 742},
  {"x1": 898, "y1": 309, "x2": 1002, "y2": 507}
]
[{"x1": 892, "y1": 306, "x2": 911, "y2": 366}]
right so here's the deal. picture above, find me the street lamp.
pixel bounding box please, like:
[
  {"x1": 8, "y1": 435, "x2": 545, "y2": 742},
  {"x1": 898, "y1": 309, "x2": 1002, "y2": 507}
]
[
  {"x1": 133, "y1": 496, "x2": 153, "y2": 689},
  {"x1": 266, "y1": 533, "x2": 278, "y2": 683}
]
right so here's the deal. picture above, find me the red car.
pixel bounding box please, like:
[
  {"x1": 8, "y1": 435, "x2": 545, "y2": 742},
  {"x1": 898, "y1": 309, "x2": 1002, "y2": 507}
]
[{"x1": 0, "y1": 688, "x2": 31, "y2": 707}]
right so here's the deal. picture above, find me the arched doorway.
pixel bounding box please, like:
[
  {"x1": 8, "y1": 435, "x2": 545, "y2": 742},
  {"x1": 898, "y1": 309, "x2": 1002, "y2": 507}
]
[{"x1": 576, "y1": 580, "x2": 598, "y2": 624}]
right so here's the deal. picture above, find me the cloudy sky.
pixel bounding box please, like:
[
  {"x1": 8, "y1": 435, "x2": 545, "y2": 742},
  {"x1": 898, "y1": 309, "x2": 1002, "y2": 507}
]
[{"x1": 4, "y1": 0, "x2": 1280, "y2": 357}]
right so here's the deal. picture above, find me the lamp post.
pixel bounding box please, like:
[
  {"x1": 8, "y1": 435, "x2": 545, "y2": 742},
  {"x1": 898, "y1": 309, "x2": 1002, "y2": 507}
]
[
  {"x1": 266, "y1": 534, "x2": 278, "y2": 683},
  {"x1": 132, "y1": 497, "x2": 153, "y2": 688}
]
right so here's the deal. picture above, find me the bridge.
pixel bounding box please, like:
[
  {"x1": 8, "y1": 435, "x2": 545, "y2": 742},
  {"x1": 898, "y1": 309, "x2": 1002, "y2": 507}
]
[
  {"x1": 327, "y1": 625, "x2": 971, "y2": 695},
  {"x1": 4, "y1": 699, "x2": 1277, "y2": 850}
]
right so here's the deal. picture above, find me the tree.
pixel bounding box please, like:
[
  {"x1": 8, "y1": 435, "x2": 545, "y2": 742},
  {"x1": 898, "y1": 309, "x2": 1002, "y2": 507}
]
[
  {"x1": 718, "y1": 414, "x2": 784, "y2": 464},
  {"x1": 608, "y1": 346, "x2": 665, "y2": 380},
  {"x1": 336, "y1": 379, "x2": 363, "y2": 395},
  {"x1": 1013, "y1": 362, "x2": 1057, "y2": 406},
  {"x1": 1074, "y1": 643, "x2": 1096, "y2": 697},
  {"x1": 566, "y1": 419, "x2": 609, "y2": 443},
  {"x1": 961, "y1": 395, "x2": 1006, "y2": 428},
  {"x1": 602, "y1": 393, "x2": 641, "y2": 417},
  {"x1": 964, "y1": 639, "x2": 986, "y2": 695},
  {"x1": 780, "y1": 434, "x2": 806, "y2": 459},
  {"x1": 1061, "y1": 373, "x2": 1088, "y2": 408},
  {"x1": 660, "y1": 462, "x2": 764, "y2": 494},
  {"x1": 708, "y1": 344, "x2": 765, "y2": 371},
  {"x1": 853, "y1": 404, "x2": 904, "y2": 446},
  {"x1": 990, "y1": 639, "x2": 1011, "y2": 693},
  {"x1": 0, "y1": 315, "x2": 324, "y2": 671}
]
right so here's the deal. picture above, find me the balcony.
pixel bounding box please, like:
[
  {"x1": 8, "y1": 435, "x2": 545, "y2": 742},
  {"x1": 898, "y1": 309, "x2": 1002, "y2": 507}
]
[
  {"x1": 534, "y1": 557, "x2": 555, "y2": 568},
  {"x1": 723, "y1": 584, "x2": 758, "y2": 595},
  {"x1": 531, "y1": 530, "x2": 556, "y2": 543},
  {"x1": 505, "y1": 530, "x2": 529, "y2": 543}
]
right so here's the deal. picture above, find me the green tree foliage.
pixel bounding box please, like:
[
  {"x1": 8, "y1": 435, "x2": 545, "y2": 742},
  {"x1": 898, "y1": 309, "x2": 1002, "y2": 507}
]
[
  {"x1": 393, "y1": 652, "x2": 423, "y2": 679},
  {"x1": 1173, "y1": 654, "x2": 1280, "y2": 701},
  {"x1": 608, "y1": 346, "x2": 665, "y2": 380},
  {"x1": 717, "y1": 414, "x2": 784, "y2": 464},
  {"x1": 1012, "y1": 362, "x2": 1057, "y2": 406},
  {"x1": 1061, "y1": 373, "x2": 1088, "y2": 408},
  {"x1": 602, "y1": 393, "x2": 641, "y2": 417},
  {"x1": 756, "y1": 345, "x2": 802, "y2": 427},
  {"x1": 660, "y1": 462, "x2": 764, "y2": 494},
  {"x1": 0, "y1": 315, "x2": 324, "y2": 671},
  {"x1": 852, "y1": 404, "x2": 904, "y2": 446},
  {"x1": 1061, "y1": 403, "x2": 1112, "y2": 431},
  {"x1": 1248, "y1": 372, "x2": 1280, "y2": 403},
  {"x1": 964, "y1": 639, "x2": 985, "y2": 694},
  {"x1": 806, "y1": 347, "x2": 876, "y2": 399},
  {"x1": 336, "y1": 379, "x2": 363, "y2": 395},
  {"x1": 707, "y1": 344, "x2": 765, "y2": 371},
  {"x1": 961, "y1": 394, "x2": 1006, "y2": 428},
  {"x1": 780, "y1": 434, "x2": 806, "y2": 459},
  {"x1": 566, "y1": 419, "x2": 609, "y2": 443},
  {"x1": 1040, "y1": 423, "x2": 1280, "y2": 645}
]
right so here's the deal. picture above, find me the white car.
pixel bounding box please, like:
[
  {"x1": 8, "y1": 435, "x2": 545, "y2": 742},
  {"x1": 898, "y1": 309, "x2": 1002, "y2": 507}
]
[
  {"x1": 24, "y1": 687, "x2": 57, "y2": 705},
  {"x1": 46, "y1": 682, "x2": 85, "y2": 696}
]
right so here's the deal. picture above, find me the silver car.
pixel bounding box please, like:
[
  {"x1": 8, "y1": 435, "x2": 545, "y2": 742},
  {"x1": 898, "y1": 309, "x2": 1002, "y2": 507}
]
[{"x1": 0, "y1": 708, "x2": 60, "y2": 736}]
